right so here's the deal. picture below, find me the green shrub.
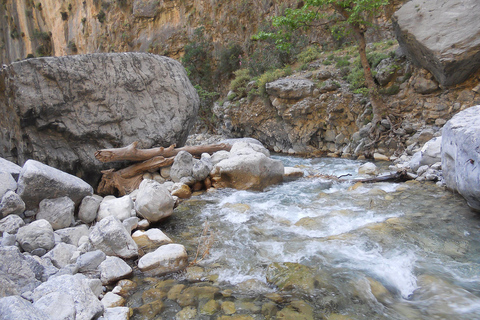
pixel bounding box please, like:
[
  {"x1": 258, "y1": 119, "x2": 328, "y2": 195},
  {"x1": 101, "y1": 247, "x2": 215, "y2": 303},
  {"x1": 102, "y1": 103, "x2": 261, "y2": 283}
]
[
  {"x1": 256, "y1": 67, "x2": 290, "y2": 97},
  {"x1": 215, "y1": 43, "x2": 243, "y2": 81},
  {"x1": 380, "y1": 84, "x2": 400, "y2": 95},
  {"x1": 345, "y1": 62, "x2": 365, "y2": 90},
  {"x1": 60, "y1": 11, "x2": 68, "y2": 20},
  {"x1": 181, "y1": 27, "x2": 213, "y2": 90},
  {"x1": 335, "y1": 58, "x2": 350, "y2": 68},
  {"x1": 68, "y1": 40, "x2": 77, "y2": 53},
  {"x1": 229, "y1": 68, "x2": 251, "y2": 97},
  {"x1": 31, "y1": 29, "x2": 50, "y2": 41},
  {"x1": 297, "y1": 46, "x2": 322, "y2": 64},
  {"x1": 367, "y1": 52, "x2": 389, "y2": 68},
  {"x1": 97, "y1": 10, "x2": 105, "y2": 23}
]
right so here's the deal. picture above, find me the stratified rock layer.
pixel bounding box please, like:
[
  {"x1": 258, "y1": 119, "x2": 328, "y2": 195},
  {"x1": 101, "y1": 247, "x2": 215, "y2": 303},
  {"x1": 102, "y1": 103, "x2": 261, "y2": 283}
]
[
  {"x1": 393, "y1": 0, "x2": 480, "y2": 86},
  {"x1": 0, "y1": 52, "x2": 199, "y2": 185}
]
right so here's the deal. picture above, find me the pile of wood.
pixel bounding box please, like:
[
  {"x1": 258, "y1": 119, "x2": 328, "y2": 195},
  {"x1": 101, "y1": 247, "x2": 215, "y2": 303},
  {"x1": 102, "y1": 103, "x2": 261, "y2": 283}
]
[{"x1": 95, "y1": 142, "x2": 231, "y2": 196}]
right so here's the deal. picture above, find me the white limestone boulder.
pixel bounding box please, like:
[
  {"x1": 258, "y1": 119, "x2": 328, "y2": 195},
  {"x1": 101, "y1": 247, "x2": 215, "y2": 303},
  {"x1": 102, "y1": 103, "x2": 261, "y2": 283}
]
[
  {"x1": 138, "y1": 243, "x2": 188, "y2": 277},
  {"x1": 16, "y1": 219, "x2": 55, "y2": 254},
  {"x1": 99, "y1": 256, "x2": 133, "y2": 285},
  {"x1": 0, "y1": 190, "x2": 25, "y2": 218},
  {"x1": 33, "y1": 291, "x2": 76, "y2": 320},
  {"x1": 132, "y1": 228, "x2": 173, "y2": 252},
  {"x1": 36, "y1": 197, "x2": 75, "y2": 230},
  {"x1": 97, "y1": 195, "x2": 135, "y2": 222},
  {"x1": 89, "y1": 216, "x2": 138, "y2": 259},
  {"x1": 134, "y1": 180, "x2": 175, "y2": 223}
]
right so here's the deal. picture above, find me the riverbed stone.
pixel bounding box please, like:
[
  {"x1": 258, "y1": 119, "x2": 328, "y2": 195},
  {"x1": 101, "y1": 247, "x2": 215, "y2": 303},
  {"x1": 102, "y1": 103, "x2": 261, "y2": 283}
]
[
  {"x1": 16, "y1": 219, "x2": 55, "y2": 254},
  {"x1": 99, "y1": 256, "x2": 133, "y2": 285},
  {"x1": 89, "y1": 216, "x2": 138, "y2": 259},
  {"x1": 76, "y1": 250, "x2": 106, "y2": 272},
  {"x1": 97, "y1": 195, "x2": 135, "y2": 222},
  {"x1": 33, "y1": 291, "x2": 76, "y2": 320},
  {"x1": 441, "y1": 105, "x2": 480, "y2": 211},
  {"x1": 134, "y1": 180, "x2": 175, "y2": 222},
  {"x1": 132, "y1": 228, "x2": 172, "y2": 252},
  {"x1": 33, "y1": 274, "x2": 104, "y2": 320},
  {"x1": 0, "y1": 190, "x2": 25, "y2": 218},
  {"x1": 43, "y1": 243, "x2": 77, "y2": 269},
  {"x1": 0, "y1": 214, "x2": 24, "y2": 235},
  {"x1": 266, "y1": 262, "x2": 318, "y2": 295},
  {"x1": 138, "y1": 243, "x2": 188, "y2": 276},
  {"x1": 55, "y1": 224, "x2": 90, "y2": 246},
  {"x1": 0, "y1": 171, "x2": 17, "y2": 199},
  {"x1": 0, "y1": 246, "x2": 41, "y2": 296},
  {"x1": 100, "y1": 307, "x2": 132, "y2": 320},
  {"x1": 36, "y1": 197, "x2": 75, "y2": 230},
  {"x1": 0, "y1": 295, "x2": 50, "y2": 320},
  {"x1": 17, "y1": 160, "x2": 93, "y2": 210},
  {"x1": 0, "y1": 158, "x2": 22, "y2": 180},
  {"x1": 283, "y1": 167, "x2": 304, "y2": 180},
  {"x1": 78, "y1": 195, "x2": 102, "y2": 224},
  {"x1": 102, "y1": 292, "x2": 125, "y2": 308},
  {"x1": 358, "y1": 162, "x2": 378, "y2": 176},
  {"x1": 171, "y1": 151, "x2": 194, "y2": 183}
]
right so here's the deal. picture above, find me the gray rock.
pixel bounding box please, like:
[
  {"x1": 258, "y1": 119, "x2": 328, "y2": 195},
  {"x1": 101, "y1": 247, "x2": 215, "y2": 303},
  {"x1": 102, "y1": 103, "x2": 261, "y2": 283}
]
[
  {"x1": 24, "y1": 255, "x2": 58, "y2": 282},
  {"x1": 0, "y1": 214, "x2": 25, "y2": 235},
  {"x1": 442, "y1": 105, "x2": 480, "y2": 211},
  {"x1": 0, "y1": 53, "x2": 199, "y2": 186},
  {"x1": 89, "y1": 216, "x2": 138, "y2": 259},
  {"x1": 1, "y1": 232, "x2": 16, "y2": 246},
  {"x1": 97, "y1": 195, "x2": 134, "y2": 222},
  {"x1": 265, "y1": 79, "x2": 315, "y2": 99},
  {"x1": 86, "y1": 278, "x2": 103, "y2": 298},
  {"x1": 133, "y1": 0, "x2": 160, "y2": 18},
  {"x1": 43, "y1": 243, "x2": 77, "y2": 269},
  {"x1": 230, "y1": 141, "x2": 270, "y2": 157},
  {"x1": 76, "y1": 250, "x2": 107, "y2": 273},
  {"x1": 55, "y1": 224, "x2": 90, "y2": 246},
  {"x1": 16, "y1": 219, "x2": 55, "y2": 254},
  {"x1": 393, "y1": 0, "x2": 480, "y2": 86},
  {"x1": 134, "y1": 180, "x2": 175, "y2": 223},
  {"x1": 210, "y1": 150, "x2": 231, "y2": 167},
  {"x1": 101, "y1": 292, "x2": 125, "y2": 308},
  {"x1": 0, "y1": 296, "x2": 50, "y2": 320},
  {"x1": 375, "y1": 58, "x2": 397, "y2": 86},
  {"x1": 170, "y1": 151, "x2": 194, "y2": 183},
  {"x1": 192, "y1": 157, "x2": 212, "y2": 182},
  {"x1": 33, "y1": 291, "x2": 76, "y2": 320},
  {"x1": 0, "y1": 273, "x2": 19, "y2": 297},
  {"x1": 53, "y1": 264, "x2": 79, "y2": 278},
  {"x1": 78, "y1": 195, "x2": 102, "y2": 224},
  {"x1": 0, "y1": 190, "x2": 25, "y2": 218},
  {"x1": 33, "y1": 274, "x2": 104, "y2": 320},
  {"x1": 414, "y1": 77, "x2": 439, "y2": 94},
  {"x1": 17, "y1": 160, "x2": 93, "y2": 210},
  {"x1": 0, "y1": 246, "x2": 41, "y2": 295},
  {"x1": 122, "y1": 217, "x2": 139, "y2": 233},
  {"x1": 36, "y1": 197, "x2": 75, "y2": 230},
  {"x1": 0, "y1": 157, "x2": 22, "y2": 180},
  {"x1": 99, "y1": 256, "x2": 133, "y2": 285},
  {"x1": 138, "y1": 243, "x2": 188, "y2": 277},
  {"x1": 100, "y1": 307, "x2": 131, "y2": 320},
  {"x1": 0, "y1": 171, "x2": 17, "y2": 199}
]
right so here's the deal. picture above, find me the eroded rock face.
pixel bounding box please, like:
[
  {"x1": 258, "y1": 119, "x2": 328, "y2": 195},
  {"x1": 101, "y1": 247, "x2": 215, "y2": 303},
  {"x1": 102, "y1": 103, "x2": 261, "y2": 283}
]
[
  {"x1": 392, "y1": 0, "x2": 480, "y2": 86},
  {"x1": 0, "y1": 53, "x2": 199, "y2": 185},
  {"x1": 442, "y1": 105, "x2": 480, "y2": 211}
]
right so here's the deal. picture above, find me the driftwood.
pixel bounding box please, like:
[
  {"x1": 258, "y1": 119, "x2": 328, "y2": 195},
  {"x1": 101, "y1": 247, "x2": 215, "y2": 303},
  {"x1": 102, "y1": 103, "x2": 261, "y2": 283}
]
[
  {"x1": 97, "y1": 156, "x2": 175, "y2": 196},
  {"x1": 95, "y1": 141, "x2": 232, "y2": 163},
  {"x1": 310, "y1": 170, "x2": 412, "y2": 184}
]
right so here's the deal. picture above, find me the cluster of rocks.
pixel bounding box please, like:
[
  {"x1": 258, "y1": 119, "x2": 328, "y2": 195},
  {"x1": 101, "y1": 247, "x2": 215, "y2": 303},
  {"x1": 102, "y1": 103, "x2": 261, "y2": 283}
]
[{"x1": 0, "y1": 139, "x2": 303, "y2": 319}]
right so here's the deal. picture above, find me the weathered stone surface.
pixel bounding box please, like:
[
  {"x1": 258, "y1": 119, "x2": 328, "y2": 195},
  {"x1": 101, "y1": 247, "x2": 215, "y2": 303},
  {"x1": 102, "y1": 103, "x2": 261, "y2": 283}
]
[
  {"x1": 17, "y1": 160, "x2": 93, "y2": 210},
  {"x1": 78, "y1": 195, "x2": 103, "y2": 224},
  {"x1": 89, "y1": 216, "x2": 138, "y2": 258},
  {"x1": 0, "y1": 246, "x2": 41, "y2": 296},
  {"x1": 442, "y1": 105, "x2": 480, "y2": 211},
  {"x1": 16, "y1": 219, "x2": 55, "y2": 254},
  {"x1": 211, "y1": 152, "x2": 284, "y2": 191},
  {"x1": 99, "y1": 256, "x2": 133, "y2": 285},
  {"x1": 283, "y1": 167, "x2": 304, "y2": 181},
  {"x1": 358, "y1": 163, "x2": 378, "y2": 176},
  {"x1": 392, "y1": 0, "x2": 480, "y2": 86},
  {"x1": 0, "y1": 296, "x2": 50, "y2": 320},
  {"x1": 410, "y1": 137, "x2": 442, "y2": 172},
  {"x1": 171, "y1": 151, "x2": 194, "y2": 183},
  {"x1": 76, "y1": 250, "x2": 106, "y2": 273},
  {"x1": 0, "y1": 210, "x2": 24, "y2": 235},
  {"x1": 101, "y1": 292, "x2": 125, "y2": 309},
  {"x1": 33, "y1": 291, "x2": 76, "y2": 320},
  {"x1": 43, "y1": 243, "x2": 77, "y2": 269},
  {"x1": 138, "y1": 243, "x2": 188, "y2": 277},
  {"x1": 100, "y1": 307, "x2": 131, "y2": 320},
  {"x1": 55, "y1": 224, "x2": 90, "y2": 246},
  {"x1": 0, "y1": 158, "x2": 22, "y2": 180},
  {"x1": 0, "y1": 171, "x2": 17, "y2": 199},
  {"x1": 33, "y1": 274, "x2": 104, "y2": 320},
  {"x1": 132, "y1": 228, "x2": 173, "y2": 252},
  {"x1": 36, "y1": 197, "x2": 75, "y2": 230},
  {"x1": 97, "y1": 195, "x2": 135, "y2": 222},
  {"x1": 134, "y1": 180, "x2": 175, "y2": 222},
  {"x1": 0, "y1": 53, "x2": 199, "y2": 185},
  {"x1": 265, "y1": 79, "x2": 315, "y2": 100},
  {"x1": 0, "y1": 190, "x2": 25, "y2": 218}
]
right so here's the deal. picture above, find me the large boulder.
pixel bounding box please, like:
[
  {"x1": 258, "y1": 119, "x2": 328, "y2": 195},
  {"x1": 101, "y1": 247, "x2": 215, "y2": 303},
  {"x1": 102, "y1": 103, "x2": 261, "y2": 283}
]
[
  {"x1": 16, "y1": 219, "x2": 55, "y2": 254},
  {"x1": 0, "y1": 53, "x2": 199, "y2": 185},
  {"x1": 265, "y1": 79, "x2": 315, "y2": 100},
  {"x1": 89, "y1": 216, "x2": 138, "y2": 259},
  {"x1": 0, "y1": 171, "x2": 17, "y2": 199},
  {"x1": 17, "y1": 160, "x2": 93, "y2": 210},
  {"x1": 97, "y1": 195, "x2": 135, "y2": 222},
  {"x1": 0, "y1": 296, "x2": 50, "y2": 320},
  {"x1": 442, "y1": 105, "x2": 480, "y2": 211},
  {"x1": 134, "y1": 180, "x2": 175, "y2": 222},
  {"x1": 138, "y1": 243, "x2": 188, "y2": 276},
  {"x1": 36, "y1": 197, "x2": 75, "y2": 230},
  {"x1": 0, "y1": 246, "x2": 41, "y2": 296},
  {"x1": 392, "y1": 0, "x2": 480, "y2": 86}
]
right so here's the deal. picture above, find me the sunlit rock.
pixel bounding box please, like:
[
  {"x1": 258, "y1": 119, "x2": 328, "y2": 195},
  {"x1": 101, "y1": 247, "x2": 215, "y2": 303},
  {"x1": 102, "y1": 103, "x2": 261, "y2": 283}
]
[{"x1": 138, "y1": 244, "x2": 188, "y2": 276}]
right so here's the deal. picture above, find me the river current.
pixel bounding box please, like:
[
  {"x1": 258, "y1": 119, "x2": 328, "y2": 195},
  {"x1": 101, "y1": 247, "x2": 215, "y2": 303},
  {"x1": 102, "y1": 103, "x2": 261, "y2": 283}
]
[{"x1": 129, "y1": 155, "x2": 480, "y2": 319}]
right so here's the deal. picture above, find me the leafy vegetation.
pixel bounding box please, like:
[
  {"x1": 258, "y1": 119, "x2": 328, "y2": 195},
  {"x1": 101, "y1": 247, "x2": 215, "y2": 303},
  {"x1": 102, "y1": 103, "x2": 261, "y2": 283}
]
[{"x1": 297, "y1": 46, "x2": 322, "y2": 64}]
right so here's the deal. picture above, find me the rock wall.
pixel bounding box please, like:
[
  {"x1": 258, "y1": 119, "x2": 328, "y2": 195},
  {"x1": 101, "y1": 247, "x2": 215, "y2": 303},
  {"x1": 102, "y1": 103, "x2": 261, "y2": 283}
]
[{"x1": 0, "y1": 52, "x2": 199, "y2": 185}]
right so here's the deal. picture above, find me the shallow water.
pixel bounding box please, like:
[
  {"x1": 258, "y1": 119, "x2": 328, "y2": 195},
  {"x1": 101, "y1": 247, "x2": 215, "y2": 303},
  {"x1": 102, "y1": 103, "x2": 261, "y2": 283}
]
[{"x1": 129, "y1": 156, "x2": 480, "y2": 319}]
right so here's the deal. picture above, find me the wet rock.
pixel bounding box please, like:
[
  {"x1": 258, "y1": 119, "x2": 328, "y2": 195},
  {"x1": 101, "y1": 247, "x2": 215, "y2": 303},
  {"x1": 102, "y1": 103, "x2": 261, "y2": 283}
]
[
  {"x1": 0, "y1": 190, "x2": 25, "y2": 218},
  {"x1": 99, "y1": 256, "x2": 133, "y2": 285},
  {"x1": 265, "y1": 79, "x2": 315, "y2": 100},
  {"x1": 171, "y1": 184, "x2": 192, "y2": 199},
  {"x1": 138, "y1": 243, "x2": 188, "y2": 276},
  {"x1": 0, "y1": 53, "x2": 199, "y2": 186},
  {"x1": 221, "y1": 301, "x2": 236, "y2": 315},
  {"x1": 266, "y1": 262, "x2": 317, "y2": 295},
  {"x1": 17, "y1": 219, "x2": 55, "y2": 254},
  {"x1": 0, "y1": 214, "x2": 25, "y2": 235},
  {"x1": 393, "y1": 0, "x2": 480, "y2": 86},
  {"x1": 132, "y1": 228, "x2": 172, "y2": 252},
  {"x1": 0, "y1": 171, "x2": 17, "y2": 199},
  {"x1": 442, "y1": 105, "x2": 480, "y2": 211},
  {"x1": 89, "y1": 216, "x2": 138, "y2": 259},
  {"x1": 134, "y1": 300, "x2": 164, "y2": 319},
  {"x1": 134, "y1": 179, "x2": 175, "y2": 222},
  {"x1": 33, "y1": 274, "x2": 104, "y2": 320},
  {"x1": 277, "y1": 300, "x2": 314, "y2": 320},
  {"x1": 141, "y1": 288, "x2": 167, "y2": 304},
  {"x1": 55, "y1": 224, "x2": 90, "y2": 246},
  {"x1": 112, "y1": 280, "x2": 137, "y2": 298},
  {"x1": 78, "y1": 195, "x2": 102, "y2": 224},
  {"x1": 0, "y1": 295, "x2": 49, "y2": 320},
  {"x1": 17, "y1": 160, "x2": 93, "y2": 210},
  {"x1": 76, "y1": 250, "x2": 106, "y2": 273},
  {"x1": 97, "y1": 195, "x2": 135, "y2": 222},
  {"x1": 358, "y1": 163, "x2": 378, "y2": 175},
  {"x1": 0, "y1": 246, "x2": 41, "y2": 295},
  {"x1": 43, "y1": 243, "x2": 77, "y2": 269},
  {"x1": 36, "y1": 197, "x2": 75, "y2": 230},
  {"x1": 33, "y1": 291, "x2": 76, "y2": 320},
  {"x1": 101, "y1": 292, "x2": 125, "y2": 308},
  {"x1": 176, "y1": 306, "x2": 198, "y2": 319}
]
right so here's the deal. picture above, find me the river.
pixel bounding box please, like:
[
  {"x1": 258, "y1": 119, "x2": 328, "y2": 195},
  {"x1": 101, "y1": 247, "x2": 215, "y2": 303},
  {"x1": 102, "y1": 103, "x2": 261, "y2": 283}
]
[{"x1": 128, "y1": 155, "x2": 480, "y2": 320}]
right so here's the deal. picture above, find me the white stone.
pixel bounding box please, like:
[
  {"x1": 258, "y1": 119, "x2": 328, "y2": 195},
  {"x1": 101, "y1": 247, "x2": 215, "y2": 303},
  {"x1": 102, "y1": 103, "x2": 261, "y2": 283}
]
[
  {"x1": 33, "y1": 291, "x2": 76, "y2": 320},
  {"x1": 101, "y1": 292, "x2": 125, "y2": 308},
  {"x1": 100, "y1": 307, "x2": 131, "y2": 320},
  {"x1": 138, "y1": 243, "x2": 188, "y2": 277},
  {"x1": 99, "y1": 256, "x2": 133, "y2": 285},
  {"x1": 55, "y1": 224, "x2": 90, "y2": 246},
  {"x1": 134, "y1": 180, "x2": 175, "y2": 222},
  {"x1": 43, "y1": 243, "x2": 77, "y2": 269},
  {"x1": 373, "y1": 153, "x2": 390, "y2": 161},
  {"x1": 78, "y1": 195, "x2": 102, "y2": 224},
  {"x1": 283, "y1": 167, "x2": 305, "y2": 180},
  {"x1": 76, "y1": 250, "x2": 107, "y2": 272},
  {"x1": 97, "y1": 195, "x2": 135, "y2": 222},
  {"x1": 36, "y1": 197, "x2": 75, "y2": 230},
  {"x1": 0, "y1": 190, "x2": 25, "y2": 218},
  {"x1": 0, "y1": 214, "x2": 25, "y2": 235},
  {"x1": 89, "y1": 216, "x2": 138, "y2": 259},
  {"x1": 132, "y1": 228, "x2": 172, "y2": 252},
  {"x1": 0, "y1": 296, "x2": 49, "y2": 320},
  {"x1": 358, "y1": 162, "x2": 378, "y2": 176},
  {"x1": 230, "y1": 141, "x2": 270, "y2": 157},
  {"x1": 16, "y1": 219, "x2": 55, "y2": 253}
]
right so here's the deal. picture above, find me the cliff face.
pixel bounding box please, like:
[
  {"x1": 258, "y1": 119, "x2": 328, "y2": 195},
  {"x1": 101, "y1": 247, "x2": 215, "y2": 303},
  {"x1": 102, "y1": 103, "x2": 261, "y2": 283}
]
[{"x1": 0, "y1": 0, "x2": 404, "y2": 64}]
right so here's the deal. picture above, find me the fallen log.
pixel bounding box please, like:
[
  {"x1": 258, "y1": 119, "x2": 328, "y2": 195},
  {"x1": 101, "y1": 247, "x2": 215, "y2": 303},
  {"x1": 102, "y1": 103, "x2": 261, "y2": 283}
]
[
  {"x1": 309, "y1": 170, "x2": 412, "y2": 184},
  {"x1": 95, "y1": 141, "x2": 232, "y2": 163}
]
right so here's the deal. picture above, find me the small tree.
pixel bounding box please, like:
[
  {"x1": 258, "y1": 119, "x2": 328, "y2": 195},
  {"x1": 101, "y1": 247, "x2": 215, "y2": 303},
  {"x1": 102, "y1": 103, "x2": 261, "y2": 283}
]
[{"x1": 257, "y1": 0, "x2": 390, "y2": 128}]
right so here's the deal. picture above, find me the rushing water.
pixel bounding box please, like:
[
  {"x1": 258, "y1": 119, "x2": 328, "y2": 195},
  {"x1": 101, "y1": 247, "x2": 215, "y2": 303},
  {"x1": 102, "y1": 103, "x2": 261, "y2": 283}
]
[{"x1": 129, "y1": 156, "x2": 480, "y2": 320}]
